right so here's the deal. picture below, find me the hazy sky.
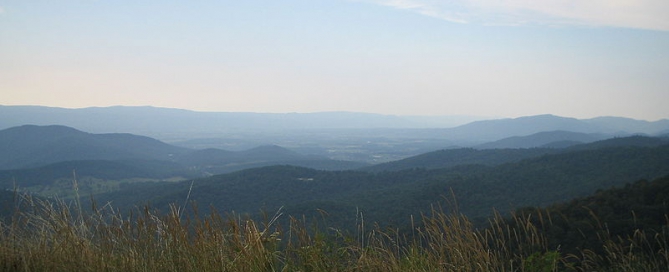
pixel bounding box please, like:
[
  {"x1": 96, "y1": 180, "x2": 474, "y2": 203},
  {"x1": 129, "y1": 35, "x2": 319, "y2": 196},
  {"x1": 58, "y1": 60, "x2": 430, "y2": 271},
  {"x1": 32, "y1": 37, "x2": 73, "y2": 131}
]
[{"x1": 1, "y1": 1, "x2": 668, "y2": 120}]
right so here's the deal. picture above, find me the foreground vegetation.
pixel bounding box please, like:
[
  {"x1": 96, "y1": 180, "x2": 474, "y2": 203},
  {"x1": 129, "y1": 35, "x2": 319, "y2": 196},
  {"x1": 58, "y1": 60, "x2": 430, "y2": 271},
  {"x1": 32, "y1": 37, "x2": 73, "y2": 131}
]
[{"x1": 1, "y1": 185, "x2": 667, "y2": 272}]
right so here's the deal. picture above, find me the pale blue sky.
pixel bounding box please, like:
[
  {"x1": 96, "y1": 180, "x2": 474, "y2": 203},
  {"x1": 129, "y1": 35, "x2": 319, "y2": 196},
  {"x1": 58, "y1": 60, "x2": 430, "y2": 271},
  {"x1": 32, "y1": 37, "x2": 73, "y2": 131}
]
[{"x1": 1, "y1": 0, "x2": 668, "y2": 120}]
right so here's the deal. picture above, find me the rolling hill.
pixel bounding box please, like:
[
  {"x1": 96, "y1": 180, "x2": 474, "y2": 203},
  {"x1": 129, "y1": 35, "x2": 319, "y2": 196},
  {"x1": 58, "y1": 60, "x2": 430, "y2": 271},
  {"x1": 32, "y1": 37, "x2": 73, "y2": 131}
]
[
  {"x1": 0, "y1": 125, "x2": 189, "y2": 170},
  {"x1": 0, "y1": 160, "x2": 199, "y2": 188},
  {"x1": 177, "y1": 145, "x2": 367, "y2": 174},
  {"x1": 0, "y1": 125, "x2": 365, "y2": 189},
  {"x1": 566, "y1": 135, "x2": 669, "y2": 150},
  {"x1": 361, "y1": 135, "x2": 669, "y2": 173},
  {"x1": 360, "y1": 148, "x2": 559, "y2": 172},
  {"x1": 475, "y1": 130, "x2": 605, "y2": 149}
]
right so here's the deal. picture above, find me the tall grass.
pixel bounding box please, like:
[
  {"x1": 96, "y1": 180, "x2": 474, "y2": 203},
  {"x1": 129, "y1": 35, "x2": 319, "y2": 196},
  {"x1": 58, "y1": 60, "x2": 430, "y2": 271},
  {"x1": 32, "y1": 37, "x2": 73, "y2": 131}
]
[{"x1": 0, "y1": 193, "x2": 667, "y2": 271}]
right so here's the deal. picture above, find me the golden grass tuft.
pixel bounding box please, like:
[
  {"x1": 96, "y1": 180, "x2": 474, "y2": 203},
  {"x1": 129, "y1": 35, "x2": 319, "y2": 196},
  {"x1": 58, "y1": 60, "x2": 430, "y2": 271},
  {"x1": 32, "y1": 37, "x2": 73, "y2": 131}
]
[{"x1": 0, "y1": 192, "x2": 667, "y2": 271}]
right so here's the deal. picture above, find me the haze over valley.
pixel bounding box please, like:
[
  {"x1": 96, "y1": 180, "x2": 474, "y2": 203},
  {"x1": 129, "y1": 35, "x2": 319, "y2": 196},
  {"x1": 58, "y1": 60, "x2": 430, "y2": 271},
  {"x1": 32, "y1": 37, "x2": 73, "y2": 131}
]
[
  {"x1": 2, "y1": 105, "x2": 668, "y2": 202},
  {"x1": 1, "y1": 1, "x2": 668, "y2": 270},
  {"x1": 3, "y1": 105, "x2": 668, "y2": 164}
]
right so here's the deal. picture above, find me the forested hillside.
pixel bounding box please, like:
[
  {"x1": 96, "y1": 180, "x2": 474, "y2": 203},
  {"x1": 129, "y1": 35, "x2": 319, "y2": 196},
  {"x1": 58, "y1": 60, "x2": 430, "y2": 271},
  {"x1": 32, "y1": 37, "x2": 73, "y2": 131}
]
[
  {"x1": 361, "y1": 147, "x2": 558, "y2": 172},
  {"x1": 92, "y1": 142, "x2": 669, "y2": 229},
  {"x1": 508, "y1": 175, "x2": 669, "y2": 255},
  {"x1": 0, "y1": 160, "x2": 199, "y2": 189},
  {"x1": 475, "y1": 130, "x2": 605, "y2": 149},
  {"x1": 0, "y1": 125, "x2": 188, "y2": 170},
  {"x1": 364, "y1": 135, "x2": 669, "y2": 173}
]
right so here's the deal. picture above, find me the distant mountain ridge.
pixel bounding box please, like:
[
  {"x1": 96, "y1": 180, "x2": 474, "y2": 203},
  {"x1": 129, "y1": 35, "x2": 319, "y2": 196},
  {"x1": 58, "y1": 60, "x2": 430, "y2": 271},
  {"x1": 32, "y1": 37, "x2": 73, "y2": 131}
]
[
  {"x1": 439, "y1": 114, "x2": 669, "y2": 143},
  {"x1": 583, "y1": 116, "x2": 669, "y2": 134},
  {"x1": 2, "y1": 105, "x2": 667, "y2": 145},
  {"x1": 3, "y1": 105, "x2": 669, "y2": 166},
  {"x1": 0, "y1": 105, "x2": 484, "y2": 135}
]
